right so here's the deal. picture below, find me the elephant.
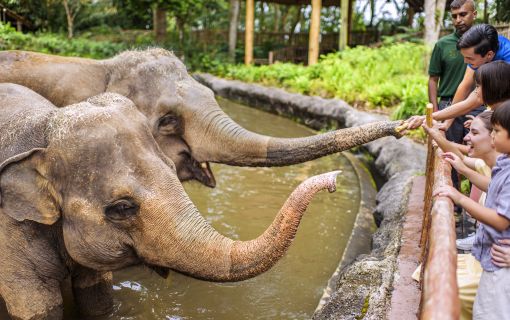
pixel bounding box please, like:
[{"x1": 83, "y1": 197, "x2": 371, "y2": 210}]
[
  {"x1": 0, "y1": 49, "x2": 403, "y2": 189},
  {"x1": 0, "y1": 83, "x2": 340, "y2": 320}
]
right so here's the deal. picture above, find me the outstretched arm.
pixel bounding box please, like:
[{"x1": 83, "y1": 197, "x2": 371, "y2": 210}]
[
  {"x1": 440, "y1": 152, "x2": 490, "y2": 191},
  {"x1": 422, "y1": 124, "x2": 469, "y2": 158},
  {"x1": 434, "y1": 186, "x2": 510, "y2": 232},
  {"x1": 452, "y1": 67, "x2": 476, "y2": 104},
  {"x1": 405, "y1": 68, "x2": 480, "y2": 129},
  {"x1": 432, "y1": 89, "x2": 483, "y2": 121},
  {"x1": 428, "y1": 76, "x2": 440, "y2": 112}
]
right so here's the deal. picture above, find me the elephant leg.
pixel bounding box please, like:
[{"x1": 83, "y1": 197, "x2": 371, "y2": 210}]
[
  {"x1": 1, "y1": 279, "x2": 63, "y2": 320},
  {"x1": 71, "y1": 267, "x2": 113, "y2": 317}
]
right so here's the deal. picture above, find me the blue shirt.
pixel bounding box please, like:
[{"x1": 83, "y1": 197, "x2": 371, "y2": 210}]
[
  {"x1": 469, "y1": 35, "x2": 510, "y2": 69},
  {"x1": 494, "y1": 35, "x2": 510, "y2": 62},
  {"x1": 472, "y1": 154, "x2": 510, "y2": 271}
]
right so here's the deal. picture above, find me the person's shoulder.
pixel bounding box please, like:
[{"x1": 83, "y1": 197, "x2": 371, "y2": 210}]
[
  {"x1": 496, "y1": 35, "x2": 510, "y2": 62},
  {"x1": 499, "y1": 35, "x2": 510, "y2": 44},
  {"x1": 436, "y1": 33, "x2": 457, "y2": 44}
]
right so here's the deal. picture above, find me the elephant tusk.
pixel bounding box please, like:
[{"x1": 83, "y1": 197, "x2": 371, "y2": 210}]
[{"x1": 201, "y1": 162, "x2": 208, "y2": 169}]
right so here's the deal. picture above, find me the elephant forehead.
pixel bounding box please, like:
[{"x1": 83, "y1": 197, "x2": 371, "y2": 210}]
[{"x1": 46, "y1": 104, "x2": 114, "y2": 140}]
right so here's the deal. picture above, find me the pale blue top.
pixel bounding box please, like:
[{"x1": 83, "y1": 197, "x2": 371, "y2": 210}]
[{"x1": 472, "y1": 154, "x2": 510, "y2": 271}]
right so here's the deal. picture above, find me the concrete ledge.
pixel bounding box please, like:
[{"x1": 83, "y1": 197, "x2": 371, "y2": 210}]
[
  {"x1": 314, "y1": 151, "x2": 378, "y2": 313},
  {"x1": 387, "y1": 176, "x2": 424, "y2": 319},
  {"x1": 194, "y1": 73, "x2": 426, "y2": 319}
]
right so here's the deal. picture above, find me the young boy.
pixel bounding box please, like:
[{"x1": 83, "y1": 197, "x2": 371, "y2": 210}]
[{"x1": 434, "y1": 100, "x2": 510, "y2": 319}]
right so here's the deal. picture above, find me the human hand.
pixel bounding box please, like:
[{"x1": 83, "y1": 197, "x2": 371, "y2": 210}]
[
  {"x1": 438, "y1": 118, "x2": 454, "y2": 131},
  {"x1": 404, "y1": 115, "x2": 426, "y2": 130},
  {"x1": 464, "y1": 115, "x2": 475, "y2": 129},
  {"x1": 491, "y1": 239, "x2": 510, "y2": 268},
  {"x1": 433, "y1": 185, "x2": 463, "y2": 204},
  {"x1": 441, "y1": 152, "x2": 467, "y2": 173}
]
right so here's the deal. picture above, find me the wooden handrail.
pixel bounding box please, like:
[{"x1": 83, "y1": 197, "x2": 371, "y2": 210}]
[
  {"x1": 420, "y1": 149, "x2": 460, "y2": 319},
  {"x1": 419, "y1": 103, "x2": 460, "y2": 319}
]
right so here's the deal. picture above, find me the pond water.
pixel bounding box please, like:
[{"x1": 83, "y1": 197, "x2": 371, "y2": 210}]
[{"x1": 0, "y1": 97, "x2": 361, "y2": 320}]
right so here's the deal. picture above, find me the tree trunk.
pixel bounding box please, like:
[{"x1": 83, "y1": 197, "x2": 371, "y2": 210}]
[
  {"x1": 289, "y1": 6, "x2": 302, "y2": 45},
  {"x1": 258, "y1": 2, "x2": 265, "y2": 32},
  {"x1": 62, "y1": 0, "x2": 74, "y2": 39},
  {"x1": 424, "y1": 0, "x2": 447, "y2": 46},
  {"x1": 228, "y1": 0, "x2": 240, "y2": 62},
  {"x1": 484, "y1": 0, "x2": 488, "y2": 23},
  {"x1": 273, "y1": 4, "x2": 280, "y2": 32},
  {"x1": 407, "y1": 6, "x2": 415, "y2": 26},
  {"x1": 281, "y1": 6, "x2": 290, "y2": 37},
  {"x1": 153, "y1": 5, "x2": 167, "y2": 43},
  {"x1": 369, "y1": 0, "x2": 375, "y2": 27}
]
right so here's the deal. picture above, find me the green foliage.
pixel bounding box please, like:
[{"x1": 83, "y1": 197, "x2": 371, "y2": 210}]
[
  {"x1": 216, "y1": 43, "x2": 428, "y2": 120},
  {"x1": 461, "y1": 178, "x2": 471, "y2": 195},
  {"x1": 493, "y1": 0, "x2": 510, "y2": 22},
  {"x1": 0, "y1": 22, "x2": 127, "y2": 58}
]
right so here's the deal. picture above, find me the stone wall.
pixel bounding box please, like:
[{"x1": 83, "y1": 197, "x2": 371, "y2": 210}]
[{"x1": 194, "y1": 74, "x2": 426, "y2": 319}]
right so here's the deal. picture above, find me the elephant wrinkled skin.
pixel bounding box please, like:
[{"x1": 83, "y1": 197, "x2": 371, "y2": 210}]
[
  {"x1": 0, "y1": 83, "x2": 340, "y2": 320},
  {"x1": 0, "y1": 49, "x2": 403, "y2": 189}
]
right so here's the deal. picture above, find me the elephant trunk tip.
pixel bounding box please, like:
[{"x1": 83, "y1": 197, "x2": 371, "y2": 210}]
[
  {"x1": 393, "y1": 120, "x2": 407, "y2": 139},
  {"x1": 314, "y1": 170, "x2": 341, "y2": 193}
]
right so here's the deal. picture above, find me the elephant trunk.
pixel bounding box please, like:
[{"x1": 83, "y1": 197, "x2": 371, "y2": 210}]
[
  {"x1": 139, "y1": 171, "x2": 339, "y2": 282},
  {"x1": 190, "y1": 111, "x2": 402, "y2": 166}
]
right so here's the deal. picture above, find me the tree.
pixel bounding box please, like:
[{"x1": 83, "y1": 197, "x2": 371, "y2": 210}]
[
  {"x1": 228, "y1": 0, "x2": 240, "y2": 62},
  {"x1": 494, "y1": 0, "x2": 510, "y2": 22},
  {"x1": 153, "y1": 2, "x2": 166, "y2": 43},
  {"x1": 62, "y1": 0, "x2": 82, "y2": 38},
  {"x1": 424, "y1": 0, "x2": 447, "y2": 46}
]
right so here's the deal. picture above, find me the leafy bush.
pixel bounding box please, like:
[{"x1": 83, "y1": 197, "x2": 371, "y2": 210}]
[
  {"x1": 216, "y1": 42, "x2": 429, "y2": 120},
  {"x1": 0, "y1": 22, "x2": 127, "y2": 59}
]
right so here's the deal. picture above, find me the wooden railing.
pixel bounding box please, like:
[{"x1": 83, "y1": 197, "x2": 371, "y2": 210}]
[{"x1": 419, "y1": 105, "x2": 460, "y2": 319}]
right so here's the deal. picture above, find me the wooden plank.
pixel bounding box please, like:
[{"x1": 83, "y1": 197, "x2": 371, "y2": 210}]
[
  {"x1": 339, "y1": 0, "x2": 349, "y2": 50},
  {"x1": 245, "y1": 0, "x2": 254, "y2": 64},
  {"x1": 308, "y1": 0, "x2": 321, "y2": 65}
]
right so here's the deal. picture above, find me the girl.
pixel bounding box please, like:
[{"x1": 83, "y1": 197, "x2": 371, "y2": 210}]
[{"x1": 434, "y1": 101, "x2": 510, "y2": 319}]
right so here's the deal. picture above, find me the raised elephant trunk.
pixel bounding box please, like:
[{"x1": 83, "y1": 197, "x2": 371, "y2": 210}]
[
  {"x1": 140, "y1": 171, "x2": 339, "y2": 282},
  {"x1": 189, "y1": 110, "x2": 402, "y2": 166}
]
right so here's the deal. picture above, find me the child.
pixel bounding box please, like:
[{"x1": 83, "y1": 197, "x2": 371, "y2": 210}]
[
  {"x1": 424, "y1": 111, "x2": 498, "y2": 319},
  {"x1": 434, "y1": 100, "x2": 510, "y2": 319}
]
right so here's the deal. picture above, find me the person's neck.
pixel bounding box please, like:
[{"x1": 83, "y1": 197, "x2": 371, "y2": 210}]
[{"x1": 483, "y1": 151, "x2": 501, "y2": 168}]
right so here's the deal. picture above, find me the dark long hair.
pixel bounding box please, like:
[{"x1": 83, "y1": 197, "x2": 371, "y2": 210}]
[{"x1": 474, "y1": 61, "x2": 510, "y2": 105}]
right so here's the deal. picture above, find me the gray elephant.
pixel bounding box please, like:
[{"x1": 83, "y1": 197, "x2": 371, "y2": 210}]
[
  {"x1": 0, "y1": 49, "x2": 402, "y2": 189},
  {"x1": 0, "y1": 83, "x2": 340, "y2": 320}
]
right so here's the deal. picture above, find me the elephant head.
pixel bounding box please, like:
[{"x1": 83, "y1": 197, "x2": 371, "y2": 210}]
[
  {"x1": 0, "y1": 88, "x2": 340, "y2": 281},
  {"x1": 0, "y1": 49, "x2": 402, "y2": 189},
  {"x1": 103, "y1": 49, "x2": 402, "y2": 183}
]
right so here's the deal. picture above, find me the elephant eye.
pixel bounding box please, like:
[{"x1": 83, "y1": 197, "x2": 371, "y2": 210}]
[
  {"x1": 158, "y1": 113, "x2": 183, "y2": 135},
  {"x1": 104, "y1": 199, "x2": 139, "y2": 221}
]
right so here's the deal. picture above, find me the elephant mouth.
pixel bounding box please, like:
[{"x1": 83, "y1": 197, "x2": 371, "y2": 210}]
[
  {"x1": 183, "y1": 154, "x2": 216, "y2": 188},
  {"x1": 146, "y1": 263, "x2": 170, "y2": 279}
]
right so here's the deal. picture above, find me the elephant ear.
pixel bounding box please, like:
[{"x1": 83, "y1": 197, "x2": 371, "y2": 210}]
[{"x1": 0, "y1": 148, "x2": 61, "y2": 225}]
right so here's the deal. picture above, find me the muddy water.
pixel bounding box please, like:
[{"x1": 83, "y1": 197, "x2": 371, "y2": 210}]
[{"x1": 0, "y1": 98, "x2": 361, "y2": 320}]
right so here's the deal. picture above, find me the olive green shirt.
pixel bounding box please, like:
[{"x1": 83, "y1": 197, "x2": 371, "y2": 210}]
[{"x1": 428, "y1": 32, "x2": 467, "y2": 98}]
